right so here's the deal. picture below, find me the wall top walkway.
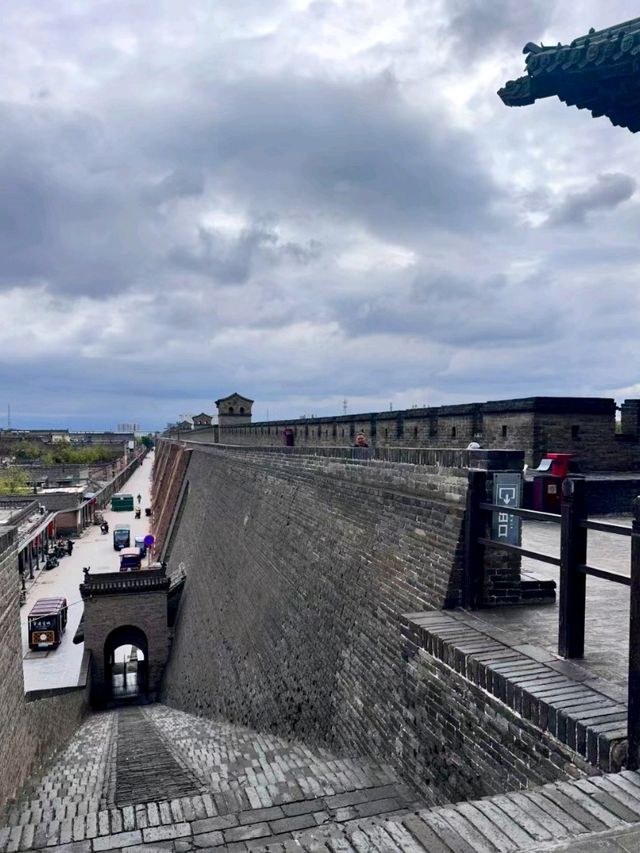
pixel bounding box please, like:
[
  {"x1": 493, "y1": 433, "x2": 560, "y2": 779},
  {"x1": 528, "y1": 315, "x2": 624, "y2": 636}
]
[{"x1": 167, "y1": 438, "x2": 525, "y2": 471}]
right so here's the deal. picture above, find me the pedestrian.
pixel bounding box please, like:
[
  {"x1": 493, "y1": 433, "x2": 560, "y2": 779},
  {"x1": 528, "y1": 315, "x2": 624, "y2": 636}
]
[
  {"x1": 66, "y1": 539, "x2": 74, "y2": 556},
  {"x1": 137, "y1": 493, "x2": 142, "y2": 504},
  {"x1": 355, "y1": 433, "x2": 369, "y2": 448}
]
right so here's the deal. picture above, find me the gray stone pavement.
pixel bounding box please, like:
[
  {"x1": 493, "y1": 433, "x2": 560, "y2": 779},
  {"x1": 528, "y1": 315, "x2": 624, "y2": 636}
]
[
  {"x1": 474, "y1": 517, "x2": 632, "y2": 692},
  {"x1": 0, "y1": 704, "x2": 422, "y2": 852},
  {"x1": 6, "y1": 703, "x2": 640, "y2": 852},
  {"x1": 21, "y1": 455, "x2": 155, "y2": 692}
]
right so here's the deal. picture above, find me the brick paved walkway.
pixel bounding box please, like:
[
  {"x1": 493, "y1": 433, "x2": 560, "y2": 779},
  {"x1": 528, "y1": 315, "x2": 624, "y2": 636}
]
[{"x1": 5, "y1": 703, "x2": 640, "y2": 851}]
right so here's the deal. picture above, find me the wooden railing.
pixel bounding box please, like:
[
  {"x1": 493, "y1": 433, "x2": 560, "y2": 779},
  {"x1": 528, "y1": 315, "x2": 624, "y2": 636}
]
[{"x1": 466, "y1": 473, "x2": 640, "y2": 768}]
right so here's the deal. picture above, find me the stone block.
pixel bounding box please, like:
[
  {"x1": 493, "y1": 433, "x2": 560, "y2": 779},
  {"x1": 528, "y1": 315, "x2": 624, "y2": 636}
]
[{"x1": 93, "y1": 830, "x2": 143, "y2": 851}]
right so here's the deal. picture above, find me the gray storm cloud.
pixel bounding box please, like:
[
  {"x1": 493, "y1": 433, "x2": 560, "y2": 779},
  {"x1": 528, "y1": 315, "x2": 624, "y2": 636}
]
[
  {"x1": 1, "y1": 0, "x2": 640, "y2": 428},
  {"x1": 545, "y1": 173, "x2": 637, "y2": 226}
]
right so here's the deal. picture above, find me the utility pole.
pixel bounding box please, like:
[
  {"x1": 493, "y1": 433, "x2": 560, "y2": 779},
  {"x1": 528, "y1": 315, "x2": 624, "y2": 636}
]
[
  {"x1": 342, "y1": 399, "x2": 348, "y2": 415},
  {"x1": 7, "y1": 403, "x2": 11, "y2": 429}
]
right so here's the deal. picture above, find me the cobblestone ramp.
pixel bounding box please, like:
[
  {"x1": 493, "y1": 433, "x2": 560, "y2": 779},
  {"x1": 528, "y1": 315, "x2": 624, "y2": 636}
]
[
  {"x1": 5, "y1": 704, "x2": 640, "y2": 850},
  {"x1": 114, "y1": 708, "x2": 202, "y2": 807},
  {"x1": 0, "y1": 713, "x2": 114, "y2": 829}
]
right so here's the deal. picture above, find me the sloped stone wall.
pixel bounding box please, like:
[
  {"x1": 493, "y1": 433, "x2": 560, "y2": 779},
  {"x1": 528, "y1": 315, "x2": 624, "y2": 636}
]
[
  {"x1": 158, "y1": 444, "x2": 469, "y2": 798},
  {"x1": 151, "y1": 443, "x2": 191, "y2": 556}
]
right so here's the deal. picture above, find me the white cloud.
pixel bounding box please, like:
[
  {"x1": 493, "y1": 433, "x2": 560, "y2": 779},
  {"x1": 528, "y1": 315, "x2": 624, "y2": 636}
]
[{"x1": 1, "y1": 1, "x2": 640, "y2": 429}]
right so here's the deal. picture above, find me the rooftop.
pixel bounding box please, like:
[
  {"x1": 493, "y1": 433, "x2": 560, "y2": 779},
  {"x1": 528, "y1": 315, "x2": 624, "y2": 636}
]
[{"x1": 499, "y1": 16, "x2": 640, "y2": 131}]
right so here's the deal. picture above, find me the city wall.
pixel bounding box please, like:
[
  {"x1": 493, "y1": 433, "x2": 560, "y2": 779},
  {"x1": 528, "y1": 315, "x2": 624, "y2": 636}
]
[
  {"x1": 0, "y1": 530, "x2": 89, "y2": 808},
  {"x1": 156, "y1": 441, "x2": 592, "y2": 804},
  {"x1": 183, "y1": 396, "x2": 640, "y2": 472}
]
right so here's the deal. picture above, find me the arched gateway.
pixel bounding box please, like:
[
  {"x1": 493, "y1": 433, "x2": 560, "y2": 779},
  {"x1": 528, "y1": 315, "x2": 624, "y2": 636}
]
[
  {"x1": 78, "y1": 567, "x2": 171, "y2": 708},
  {"x1": 104, "y1": 624, "x2": 149, "y2": 702}
]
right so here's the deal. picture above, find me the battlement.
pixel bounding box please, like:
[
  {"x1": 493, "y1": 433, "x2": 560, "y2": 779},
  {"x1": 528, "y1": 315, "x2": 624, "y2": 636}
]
[{"x1": 197, "y1": 395, "x2": 640, "y2": 472}]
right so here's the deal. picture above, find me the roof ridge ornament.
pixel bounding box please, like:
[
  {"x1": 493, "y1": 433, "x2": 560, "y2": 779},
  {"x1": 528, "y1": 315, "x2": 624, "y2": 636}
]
[{"x1": 499, "y1": 16, "x2": 640, "y2": 131}]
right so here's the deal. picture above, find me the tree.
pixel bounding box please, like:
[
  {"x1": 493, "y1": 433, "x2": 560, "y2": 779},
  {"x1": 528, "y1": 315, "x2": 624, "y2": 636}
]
[
  {"x1": 139, "y1": 435, "x2": 154, "y2": 450},
  {"x1": 12, "y1": 441, "x2": 42, "y2": 461},
  {"x1": 0, "y1": 467, "x2": 31, "y2": 495}
]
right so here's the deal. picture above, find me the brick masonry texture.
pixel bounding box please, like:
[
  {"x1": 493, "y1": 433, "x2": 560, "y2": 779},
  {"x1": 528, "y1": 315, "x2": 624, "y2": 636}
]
[
  {"x1": 6, "y1": 702, "x2": 640, "y2": 852},
  {"x1": 83, "y1": 586, "x2": 170, "y2": 706},
  {"x1": 181, "y1": 396, "x2": 640, "y2": 472},
  {"x1": 154, "y1": 442, "x2": 577, "y2": 805},
  {"x1": 401, "y1": 611, "x2": 626, "y2": 803},
  {"x1": 152, "y1": 444, "x2": 192, "y2": 557},
  {"x1": 0, "y1": 531, "x2": 90, "y2": 808},
  {"x1": 157, "y1": 443, "x2": 470, "y2": 801}
]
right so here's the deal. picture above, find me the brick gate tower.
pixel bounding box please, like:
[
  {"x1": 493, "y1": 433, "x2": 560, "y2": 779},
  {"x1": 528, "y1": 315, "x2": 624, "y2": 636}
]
[{"x1": 79, "y1": 567, "x2": 171, "y2": 708}]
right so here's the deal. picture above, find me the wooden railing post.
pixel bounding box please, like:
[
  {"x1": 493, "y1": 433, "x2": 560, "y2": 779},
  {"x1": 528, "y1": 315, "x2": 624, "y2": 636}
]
[
  {"x1": 558, "y1": 477, "x2": 587, "y2": 658},
  {"x1": 463, "y1": 469, "x2": 487, "y2": 610},
  {"x1": 627, "y1": 496, "x2": 640, "y2": 770}
]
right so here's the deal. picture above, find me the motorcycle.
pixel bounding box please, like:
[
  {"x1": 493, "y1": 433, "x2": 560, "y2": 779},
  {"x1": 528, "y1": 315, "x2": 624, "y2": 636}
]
[
  {"x1": 100, "y1": 522, "x2": 109, "y2": 535},
  {"x1": 45, "y1": 555, "x2": 58, "y2": 570},
  {"x1": 134, "y1": 508, "x2": 141, "y2": 520}
]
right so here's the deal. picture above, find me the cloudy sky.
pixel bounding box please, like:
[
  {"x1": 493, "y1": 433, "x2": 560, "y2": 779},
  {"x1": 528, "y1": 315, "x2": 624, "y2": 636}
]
[{"x1": 2, "y1": 0, "x2": 640, "y2": 429}]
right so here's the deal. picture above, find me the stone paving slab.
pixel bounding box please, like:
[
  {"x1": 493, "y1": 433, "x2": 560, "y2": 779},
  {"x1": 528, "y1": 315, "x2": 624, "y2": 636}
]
[{"x1": 7, "y1": 703, "x2": 640, "y2": 852}]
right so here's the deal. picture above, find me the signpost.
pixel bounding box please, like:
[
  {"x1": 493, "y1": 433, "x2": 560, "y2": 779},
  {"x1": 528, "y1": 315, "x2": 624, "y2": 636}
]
[
  {"x1": 144, "y1": 534, "x2": 155, "y2": 567},
  {"x1": 492, "y1": 473, "x2": 522, "y2": 546}
]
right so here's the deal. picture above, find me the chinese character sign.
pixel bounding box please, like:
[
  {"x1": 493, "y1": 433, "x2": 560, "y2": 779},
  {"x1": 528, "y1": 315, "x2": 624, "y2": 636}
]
[{"x1": 492, "y1": 473, "x2": 522, "y2": 546}]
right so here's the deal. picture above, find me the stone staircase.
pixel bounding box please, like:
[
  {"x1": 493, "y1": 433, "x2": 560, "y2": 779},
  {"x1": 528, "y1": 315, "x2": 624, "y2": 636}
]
[{"x1": 3, "y1": 705, "x2": 640, "y2": 851}]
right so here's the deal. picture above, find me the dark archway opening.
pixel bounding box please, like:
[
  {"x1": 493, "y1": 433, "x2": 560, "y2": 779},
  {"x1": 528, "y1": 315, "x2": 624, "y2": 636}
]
[{"x1": 104, "y1": 625, "x2": 149, "y2": 706}]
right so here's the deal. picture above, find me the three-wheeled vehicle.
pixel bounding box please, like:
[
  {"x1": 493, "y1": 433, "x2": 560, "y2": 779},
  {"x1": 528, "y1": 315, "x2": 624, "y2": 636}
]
[
  {"x1": 113, "y1": 524, "x2": 131, "y2": 551},
  {"x1": 134, "y1": 535, "x2": 147, "y2": 557},
  {"x1": 119, "y1": 547, "x2": 142, "y2": 572},
  {"x1": 28, "y1": 598, "x2": 68, "y2": 650}
]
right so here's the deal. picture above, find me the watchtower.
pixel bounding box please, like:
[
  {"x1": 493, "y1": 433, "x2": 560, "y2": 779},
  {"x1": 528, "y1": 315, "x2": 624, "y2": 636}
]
[
  {"x1": 214, "y1": 393, "x2": 254, "y2": 427},
  {"x1": 79, "y1": 567, "x2": 171, "y2": 708}
]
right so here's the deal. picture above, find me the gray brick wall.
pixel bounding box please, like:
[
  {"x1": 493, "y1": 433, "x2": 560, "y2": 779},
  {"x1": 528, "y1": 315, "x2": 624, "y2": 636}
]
[
  {"x1": 205, "y1": 397, "x2": 640, "y2": 472},
  {"x1": 160, "y1": 446, "x2": 467, "y2": 761},
  {"x1": 0, "y1": 532, "x2": 89, "y2": 808},
  {"x1": 157, "y1": 444, "x2": 530, "y2": 803}
]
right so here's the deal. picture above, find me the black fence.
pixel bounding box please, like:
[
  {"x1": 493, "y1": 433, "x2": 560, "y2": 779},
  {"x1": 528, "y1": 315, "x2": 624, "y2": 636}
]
[{"x1": 465, "y1": 472, "x2": 640, "y2": 769}]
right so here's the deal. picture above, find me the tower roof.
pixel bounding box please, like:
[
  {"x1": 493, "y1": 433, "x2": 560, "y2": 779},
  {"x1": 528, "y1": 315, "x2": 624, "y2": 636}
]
[{"x1": 214, "y1": 393, "x2": 254, "y2": 406}]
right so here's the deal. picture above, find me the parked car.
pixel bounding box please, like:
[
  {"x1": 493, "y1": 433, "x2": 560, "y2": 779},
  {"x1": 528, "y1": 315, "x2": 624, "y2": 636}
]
[{"x1": 134, "y1": 536, "x2": 147, "y2": 557}]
